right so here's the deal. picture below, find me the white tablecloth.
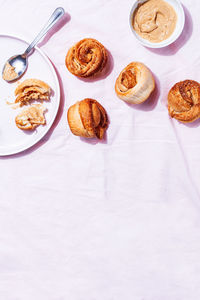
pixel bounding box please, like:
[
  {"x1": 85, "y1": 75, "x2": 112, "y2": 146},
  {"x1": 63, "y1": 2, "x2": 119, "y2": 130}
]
[{"x1": 0, "y1": 0, "x2": 200, "y2": 299}]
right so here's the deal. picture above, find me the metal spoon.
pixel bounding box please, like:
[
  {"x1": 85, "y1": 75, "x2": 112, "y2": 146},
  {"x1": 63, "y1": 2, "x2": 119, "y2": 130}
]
[{"x1": 2, "y1": 7, "x2": 65, "y2": 82}]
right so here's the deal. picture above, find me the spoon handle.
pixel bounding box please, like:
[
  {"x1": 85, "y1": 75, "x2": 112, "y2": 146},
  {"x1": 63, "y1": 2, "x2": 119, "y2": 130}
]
[{"x1": 24, "y1": 7, "x2": 65, "y2": 56}]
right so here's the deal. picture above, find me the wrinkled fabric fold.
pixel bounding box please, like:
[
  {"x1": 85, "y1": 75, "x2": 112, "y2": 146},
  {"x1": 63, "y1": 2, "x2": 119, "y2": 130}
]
[{"x1": 0, "y1": 0, "x2": 200, "y2": 299}]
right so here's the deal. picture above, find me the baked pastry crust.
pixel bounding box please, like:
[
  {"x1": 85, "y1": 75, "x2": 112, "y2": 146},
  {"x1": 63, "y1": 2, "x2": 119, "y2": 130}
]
[
  {"x1": 65, "y1": 38, "x2": 107, "y2": 78},
  {"x1": 168, "y1": 80, "x2": 200, "y2": 123},
  {"x1": 15, "y1": 79, "x2": 51, "y2": 106},
  {"x1": 15, "y1": 104, "x2": 46, "y2": 130},
  {"x1": 67, "y1": 98, "x2": 108, "y2": 139},
  {"x1": 115, "y1": 62, "x2": 155, "y2": 104}
]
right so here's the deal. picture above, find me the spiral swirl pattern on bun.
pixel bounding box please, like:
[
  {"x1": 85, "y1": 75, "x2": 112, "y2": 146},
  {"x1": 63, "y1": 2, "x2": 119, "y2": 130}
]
[
  {"x1": 65, "y1": 38, "x2": 108, "y2": 78},
  {"x1": 115, "y1": 62, "x2": 155, "y2": 104},
  {"x1": 168, "y1": 80, "x2": 200, "y2": 123}
]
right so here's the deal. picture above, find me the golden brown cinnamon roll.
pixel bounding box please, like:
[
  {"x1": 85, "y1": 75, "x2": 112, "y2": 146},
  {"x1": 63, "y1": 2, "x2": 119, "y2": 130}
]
[
  {"x1": 65, "y1": 38, "x2": 108, "y2": 78},
  {"x1": 168, "y1": 80, "x2": 200, "y2": 123},
  {"x1": 67, "y1": 98, "x2": 108, "y2": 139},
  {"x1": 115, "y1": 62, "x2": 155, "y2": 104}
]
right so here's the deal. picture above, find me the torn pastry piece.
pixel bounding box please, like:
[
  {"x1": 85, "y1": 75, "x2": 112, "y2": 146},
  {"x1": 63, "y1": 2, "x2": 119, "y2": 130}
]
[
  {"x1": 168, "y1": 80, "x2": 200, "y2": 123},
  {"x1": 67, "y1": 98, "x2": 108, "y2": 139},
  {"x1": 65, "y1": 38, "x2": 108, "y2": 78},
  {"x1": 115, "y1": 62, "x2": 155, "y2": 104},
  {"x1": 14, "y1": 79, "x2": 51, "y2": 106},
  {"x1": 15, "y1": 104, "x2": 46, "y2": 130}
]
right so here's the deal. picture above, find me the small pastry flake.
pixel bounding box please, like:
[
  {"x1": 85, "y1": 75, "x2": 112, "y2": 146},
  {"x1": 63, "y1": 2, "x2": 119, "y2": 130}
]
[
  {"x1": 115, "y1": 62, "x2": 155, "y2": 104},
  {"x1": 65, "y1": 38, "x2": 108, "y2": 78},
  {"x1": 14, "y1": 79, "x2": 51, "y2": 106},
  {"x1": 67, "y1": 98, "x2": 108, "y2": 139},
  {"x1": 168, "y1": 80, "x2": 200, "y2": 123},
  {"x1": 15, "y1": 104, "x2": 46, "y2": 130}
]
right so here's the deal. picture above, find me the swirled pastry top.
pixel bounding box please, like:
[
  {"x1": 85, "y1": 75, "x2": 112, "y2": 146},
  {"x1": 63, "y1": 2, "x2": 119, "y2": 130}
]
[
  {"x1": 67, "y1": 98, "x2": 108, "y2": 139},
  {"x1": 65, "y1": 38, "x2": 107, "y2": 77},
  {"x1": 132, "y1": 0, "x2": 177, "y2": 43},
  {"x1": 168, "y1": 80, "x2": 200, "y2": 123},
  {"x1": 115, "y1": 62, "x2": 155, "y2": 104}
]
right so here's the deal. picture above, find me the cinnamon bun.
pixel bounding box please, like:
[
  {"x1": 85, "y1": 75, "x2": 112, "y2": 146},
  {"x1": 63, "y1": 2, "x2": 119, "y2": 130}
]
[
  {"x1": 65, "y1": 38, "x2": 108, "y2": 78},
  {"x1": 115, "y1": 62, "x2": 155, "y2": 104},
  {"x1": 67, "y1": 98, "x2": 108, "y2": 139},
  {"x1": 168, "y1": 80, "x2": 200, "y2": 123}
]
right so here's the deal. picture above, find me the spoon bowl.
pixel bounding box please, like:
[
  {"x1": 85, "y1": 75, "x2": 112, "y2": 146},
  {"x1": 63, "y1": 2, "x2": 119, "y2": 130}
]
[
  {"x1": 2, "y1": 54, "x2": 27, "y2": 82},
  {"x1": 2, "y1": 7, "x2": 65, "y2": 82}
]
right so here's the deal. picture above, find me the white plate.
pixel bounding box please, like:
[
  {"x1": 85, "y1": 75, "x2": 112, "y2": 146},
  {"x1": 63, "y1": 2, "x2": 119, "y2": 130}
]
[
  {"x1": 129, "y1": 0, "x2": 185, "y2": 48},
  {"x1": 0, "y1": 34, "x2": 60, "y2": 156}
]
